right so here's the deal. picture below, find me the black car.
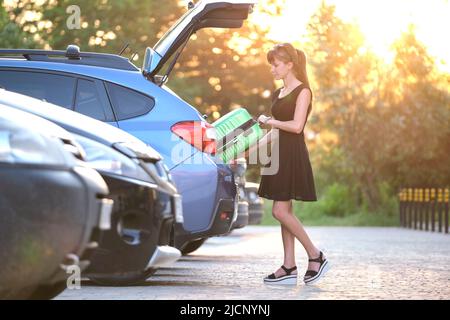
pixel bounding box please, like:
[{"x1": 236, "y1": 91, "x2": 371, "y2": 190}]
[
  {"x1": 0, "y1": 90, "x2": 182, "y2": 286},
  {"x1": 0, "y1": 103, "x2": 113, "y2": 299},
  {"x1": 245, "y1": 182, "x2": 264, "y2": 225}
]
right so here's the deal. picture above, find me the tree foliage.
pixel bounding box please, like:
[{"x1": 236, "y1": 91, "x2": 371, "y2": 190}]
[
  {"x1": 306, "y1": 3, "x2": 449, "y2": 211},
  {"x1": 0, "y1": 1, "x2": 37, "y2": 48}
]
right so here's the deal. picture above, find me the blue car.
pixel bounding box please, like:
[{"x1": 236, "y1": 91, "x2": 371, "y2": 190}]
[{"x1": 0, "y1": 0, "x2": 257, "y2": 252}]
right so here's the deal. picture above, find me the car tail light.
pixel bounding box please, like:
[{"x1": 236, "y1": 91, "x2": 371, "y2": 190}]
[
  {"x1": 219, "y1": 212, "x2": 231, "y2": 221},
  {"x1": 171, "y1": 121, "x2": 216, "y2": 155}
]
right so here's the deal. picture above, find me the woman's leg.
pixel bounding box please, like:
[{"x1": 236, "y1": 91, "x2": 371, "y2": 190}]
[
  {"x1": 272, "y1": 200, "x2": 323, "y2": 273},
  {"x1": 281, "y1": 201, "x2": 295, "y2": 267},
  {"x1": 272, "y1": 201, "x2": 297, "y2": 277}
]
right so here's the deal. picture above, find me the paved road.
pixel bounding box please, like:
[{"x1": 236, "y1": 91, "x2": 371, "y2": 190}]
[{"x1": 57, "y1": 226, "x2": 450, "y2": 300}]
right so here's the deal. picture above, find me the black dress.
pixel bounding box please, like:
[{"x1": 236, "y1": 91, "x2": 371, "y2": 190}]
[{"x1": 258, "y1": 83, "x2": 317, "y2": 201}]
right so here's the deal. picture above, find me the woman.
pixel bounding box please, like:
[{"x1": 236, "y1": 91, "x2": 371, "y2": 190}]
[{"x1": 254, "y1": 43, "x2": 329, "y2": 285}]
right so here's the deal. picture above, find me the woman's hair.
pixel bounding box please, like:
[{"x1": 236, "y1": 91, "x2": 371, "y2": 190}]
[{"x1": 267, "y1": 43, "x2": 310, "y2": 87}]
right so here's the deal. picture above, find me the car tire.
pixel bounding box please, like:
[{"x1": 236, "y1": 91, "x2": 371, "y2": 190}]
[
  {"x1": 89, "y1": 268, "x2": 157, "y2": 286},
  {"x1": 181, "y1": 238, "x2": 207, "y2": 256}
]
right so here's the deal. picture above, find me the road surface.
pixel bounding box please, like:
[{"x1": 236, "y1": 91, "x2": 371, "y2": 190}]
[{"x1": 57, "y1": 226, "x2": 450, "y2": 300}]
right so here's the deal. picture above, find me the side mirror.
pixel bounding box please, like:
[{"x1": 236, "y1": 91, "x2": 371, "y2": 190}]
[{"x1": 142, "y1": 47, "x2": 162, "y2": 77}]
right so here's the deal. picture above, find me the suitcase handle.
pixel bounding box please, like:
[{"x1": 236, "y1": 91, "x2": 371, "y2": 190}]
[{"x1": 219, "y1": 118, "x2": 258, "y2": 148}]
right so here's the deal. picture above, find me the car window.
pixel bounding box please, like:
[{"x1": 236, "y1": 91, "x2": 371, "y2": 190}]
[
  {"x1": 75, "y1": 79, "x2": 107, "y2": 121},
  {"x1": 105, "y1": 82, "x2": 154, "y2": 120},
  {"x1": 0, "y1": 70, "x2": 75, "y2": 109}
]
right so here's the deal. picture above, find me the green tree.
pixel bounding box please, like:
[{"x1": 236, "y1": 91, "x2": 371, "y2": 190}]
[
  {"x1": 306, "y1": 3, "x2": 449, "y2": 212},
  {"x1": 306, "y1": 2, "x2": 385, "y2": 211},
  {"x1": 0, "y1": 1, "x2": 36, "y2": 48},
  {"x1": 382, "y1": 26, "x2": 450, "y2": 188},
  {"x1": 3, "y1": 0, "x2": 183, "y2": 58}
]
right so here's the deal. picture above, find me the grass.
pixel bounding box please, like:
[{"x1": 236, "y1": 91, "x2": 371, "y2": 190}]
[{"x1": 260, "y1": 200, "x2": 400, "y2": 227}]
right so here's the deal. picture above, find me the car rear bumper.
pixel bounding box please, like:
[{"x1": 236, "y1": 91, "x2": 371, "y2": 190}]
[
  {"x1": 146, "y1": 246, "x2": 181, "y2": 269},
  {"x1": 174, "y1": 198, "x2": 236, "y2": 248},
  {"x1": 170, "y1": 158, "x2": 237, "y2": 247}
]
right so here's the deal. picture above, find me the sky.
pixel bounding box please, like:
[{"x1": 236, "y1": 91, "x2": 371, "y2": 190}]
[{"x1": 251, "y1": 0, "x2": 450, "y2": 72}]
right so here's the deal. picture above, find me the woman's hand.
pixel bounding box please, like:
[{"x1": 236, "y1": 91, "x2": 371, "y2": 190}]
[{"x1": 257, "y1": 114, "x2": 272, "y2": 125}]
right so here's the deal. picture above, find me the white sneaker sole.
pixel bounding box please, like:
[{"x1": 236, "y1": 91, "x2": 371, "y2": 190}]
[
  {"x1": 263, "y1": 274, "x2": 298, "y2": 285},
  {"x1": 304, "y1": 260, "x2": 330, "y2": 285}
]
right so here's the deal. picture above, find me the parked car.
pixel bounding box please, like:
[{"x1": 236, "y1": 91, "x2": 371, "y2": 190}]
[
  {"x1": 0, "y1": 102, "x2": 113, "y2": 299},
  {"x1": 0, "y1": 90, "x2": 182, "y2": 286},
  {"x1": 229, "y1": 159, "x2": 264, "y2": 226},
  {"x1": 230, "y1": 158, "x2": 250, "y2": 230},
  {"x1": 245, "y1": 182, "x2": 264, "y2": 225},
  {"x1": 0, "y1": 0, "x2": 257, "y2": 252}
]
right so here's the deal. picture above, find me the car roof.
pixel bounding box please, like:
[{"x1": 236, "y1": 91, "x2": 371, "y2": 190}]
[
  {"x1": 0, "y1": 58, "x2": 206, "y2": 121},
  {"x1": 0, "y1": 58, "x2": 143, "y2": 84},
  {"x1": 0, "y1": 47, "x2": 139, "y2": 71},
  {"x1": 0, "y1": 89, "x2": 152, "y2": 148}
]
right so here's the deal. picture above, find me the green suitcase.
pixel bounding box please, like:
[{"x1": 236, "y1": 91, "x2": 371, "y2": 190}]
[{"x1": 213, "y1": 108, "x2": 264, "y2": 163}]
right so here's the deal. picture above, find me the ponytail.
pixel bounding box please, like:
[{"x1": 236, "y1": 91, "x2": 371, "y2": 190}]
[{"x1": 295, "y1": 49, "x2": 310, "y2": 87}]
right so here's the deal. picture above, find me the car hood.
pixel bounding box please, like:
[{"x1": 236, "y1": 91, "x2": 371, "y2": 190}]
[
  {"x1": 0, "y1": 102, "x2": 86, "y2": 163},
  {"x1": 0, "y1": 102, "x2": 73, "y2": 142}
]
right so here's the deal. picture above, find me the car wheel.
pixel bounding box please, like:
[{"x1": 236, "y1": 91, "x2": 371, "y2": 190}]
[
  {"x1": 181, "y1": 238, "x2": 207, "y2": 256},
  {"x1": 89, "y1": 268, "x2": 157, "y2": 286}
]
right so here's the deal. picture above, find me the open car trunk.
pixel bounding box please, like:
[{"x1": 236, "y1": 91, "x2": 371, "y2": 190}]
[{"x1": 143, "y1": 0, "x2": 257, "y2": 80}]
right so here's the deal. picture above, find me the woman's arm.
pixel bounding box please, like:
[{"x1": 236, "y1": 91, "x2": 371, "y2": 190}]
[{"x1": 267, "y1": 89, "x2": 311, "y2": 134}]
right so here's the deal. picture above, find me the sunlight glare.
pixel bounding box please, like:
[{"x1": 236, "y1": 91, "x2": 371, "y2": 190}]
[{"x1": 251, "y1": 0, "x2": 450, "y2": 72}]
